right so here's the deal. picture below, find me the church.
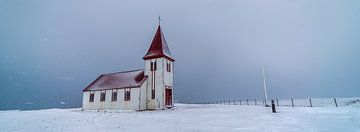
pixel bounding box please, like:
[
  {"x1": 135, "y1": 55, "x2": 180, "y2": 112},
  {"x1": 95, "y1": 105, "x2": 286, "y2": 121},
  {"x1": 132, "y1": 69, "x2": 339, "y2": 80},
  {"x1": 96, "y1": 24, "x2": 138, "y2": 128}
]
[{"x1": 82, "y1": 25, "x2": 174, "y2": 110}]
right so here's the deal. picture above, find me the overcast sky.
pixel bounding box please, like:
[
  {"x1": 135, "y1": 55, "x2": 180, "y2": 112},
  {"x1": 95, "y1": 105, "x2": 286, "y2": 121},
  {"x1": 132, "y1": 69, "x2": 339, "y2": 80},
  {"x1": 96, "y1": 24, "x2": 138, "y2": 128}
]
[{"x1": 1, "y1": 0, "x2": 360, "y2": 109}]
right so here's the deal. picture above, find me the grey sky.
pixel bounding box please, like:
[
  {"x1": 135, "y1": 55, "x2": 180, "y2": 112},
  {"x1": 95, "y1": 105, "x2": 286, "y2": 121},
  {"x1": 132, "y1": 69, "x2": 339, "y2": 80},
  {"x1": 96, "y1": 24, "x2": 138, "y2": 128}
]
[{"x1": 0, "y1": 0, "x2": 359, "y2": 109}]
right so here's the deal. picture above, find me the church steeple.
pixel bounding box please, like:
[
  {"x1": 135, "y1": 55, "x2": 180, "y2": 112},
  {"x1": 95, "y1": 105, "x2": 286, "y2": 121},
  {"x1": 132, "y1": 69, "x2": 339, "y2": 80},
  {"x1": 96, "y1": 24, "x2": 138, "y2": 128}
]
[{"x1": 143, "y1": 26, "x2": 174, "y2": 61}]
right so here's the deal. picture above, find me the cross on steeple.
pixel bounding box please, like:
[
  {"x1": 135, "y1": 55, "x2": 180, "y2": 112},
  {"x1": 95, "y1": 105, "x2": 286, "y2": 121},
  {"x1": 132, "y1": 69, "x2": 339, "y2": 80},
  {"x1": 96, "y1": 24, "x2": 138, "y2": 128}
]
[{"x1": 158, "y1": 16, "x2": 162, "y2": 25}]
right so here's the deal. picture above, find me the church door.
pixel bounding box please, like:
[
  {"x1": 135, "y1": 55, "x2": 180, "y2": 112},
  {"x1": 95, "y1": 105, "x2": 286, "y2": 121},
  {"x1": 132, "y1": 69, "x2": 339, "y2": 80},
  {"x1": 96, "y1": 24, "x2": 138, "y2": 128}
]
[{"x1": 165, "y1": 88, "x2": 172, "y2": 107}]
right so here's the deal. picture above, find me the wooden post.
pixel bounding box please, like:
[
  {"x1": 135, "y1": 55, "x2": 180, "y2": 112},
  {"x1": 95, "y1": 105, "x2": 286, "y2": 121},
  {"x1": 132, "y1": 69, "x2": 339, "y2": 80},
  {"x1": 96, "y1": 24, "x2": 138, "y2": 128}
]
[
  {"x1": 309, "y1": 98, "x2": 313, "y2": 107},
  {"x1": 255, "y1": 99, "x2": 257, "y2": 105},
  {"x1": 334, "y1": 98, "x2": 338, "y2": 107},
  {"x1": 239, "y1": 100, "x2": 242, "y2": 105},
  {"x1": 247, "y1": 99, "x2": 249, "y2": 105},
  {"x1": 271, "y1": 100, "x2": 276, "y2": 113},
  {"x1": 233, "y1": 100, "x2": 236, "y2": 105},
  {"x1": 291, "y1": 98, "x2": 294, "y2": 107},
  {"x1": 276, "y1": 99, "x2": 279, "y2": 106}
]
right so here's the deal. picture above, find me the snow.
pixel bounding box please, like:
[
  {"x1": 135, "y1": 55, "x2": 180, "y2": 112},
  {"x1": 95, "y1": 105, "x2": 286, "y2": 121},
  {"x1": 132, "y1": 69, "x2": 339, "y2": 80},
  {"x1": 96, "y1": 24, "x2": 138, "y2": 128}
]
[{"x1": 1, "y1": 104, "x2": 359, "y2": 132}]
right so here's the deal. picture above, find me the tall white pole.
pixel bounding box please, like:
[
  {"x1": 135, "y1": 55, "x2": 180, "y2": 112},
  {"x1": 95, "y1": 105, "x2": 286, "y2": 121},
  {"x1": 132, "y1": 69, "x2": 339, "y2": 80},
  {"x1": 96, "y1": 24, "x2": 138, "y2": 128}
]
[{"x1": 262, "y1": 66, "x2": 269, "y2": 106}]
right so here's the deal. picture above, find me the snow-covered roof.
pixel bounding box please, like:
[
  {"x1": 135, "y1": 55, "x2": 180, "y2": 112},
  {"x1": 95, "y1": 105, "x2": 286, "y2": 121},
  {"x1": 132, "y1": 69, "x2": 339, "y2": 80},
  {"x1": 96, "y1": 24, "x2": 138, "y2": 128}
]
[
  {"x1": 143, "y1": 26, "x2": 174, "y2": 61},
  {"x1": 83, "y1": 70, "x2": 148, "y2": 91}
]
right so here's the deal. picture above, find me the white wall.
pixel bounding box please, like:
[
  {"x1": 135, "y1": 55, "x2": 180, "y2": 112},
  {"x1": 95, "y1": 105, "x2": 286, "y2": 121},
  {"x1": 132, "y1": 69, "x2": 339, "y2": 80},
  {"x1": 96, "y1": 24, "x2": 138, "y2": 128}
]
[
  {"x1": 138, "y1": 80, "x2": 148, "y2": 110},
  {"x1": 144, "y1": 57, "x2": 174, "y2": 110},
  {"x1": 82, "y1": 87, "x2": 142, "y2": 110}
]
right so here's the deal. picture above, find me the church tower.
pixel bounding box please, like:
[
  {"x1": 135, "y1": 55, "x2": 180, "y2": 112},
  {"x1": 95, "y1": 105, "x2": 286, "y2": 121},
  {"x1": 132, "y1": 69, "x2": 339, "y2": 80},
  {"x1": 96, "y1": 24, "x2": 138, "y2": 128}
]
[{"x1": 143, "y1": 25, "x2": 175, "y2": 110}]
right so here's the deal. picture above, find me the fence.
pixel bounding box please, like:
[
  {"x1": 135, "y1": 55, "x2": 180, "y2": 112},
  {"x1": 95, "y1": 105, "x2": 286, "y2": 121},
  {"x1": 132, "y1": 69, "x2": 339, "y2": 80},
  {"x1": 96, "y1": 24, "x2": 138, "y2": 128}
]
[{"x1": 191, "y1": 97, "x2": 360, "y2": 107}]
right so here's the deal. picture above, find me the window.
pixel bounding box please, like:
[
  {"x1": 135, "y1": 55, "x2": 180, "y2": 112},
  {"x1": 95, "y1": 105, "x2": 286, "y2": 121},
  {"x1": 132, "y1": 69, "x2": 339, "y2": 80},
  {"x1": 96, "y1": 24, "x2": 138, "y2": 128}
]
[
  {"x1": 154, "y1": 62, "x2": 157, "y2": 70},
  {"x1": 124, "y1": 89, "x2": 131, "y2": 101},
  {"x1": 151, "y1": 89, "x2": 155, "y2": 99},
  {"x1": 150, "y1": 61, "x2": 157, "y2": 71},
  {"x1": 166, "y1": 63, "x2": 171, "y2": 72},
  {"x1": 150, "y1": 62, "x2": 153, "y2": 71},
  {"x1": 111, "y1": 90, "x2": 117, "y2": 101},
  {"x1": 100, "y1": 91, "x2": 106, "y2": 102},
  {"x1": 89, "y1": 92, "x2": 94, "y2": 102}
]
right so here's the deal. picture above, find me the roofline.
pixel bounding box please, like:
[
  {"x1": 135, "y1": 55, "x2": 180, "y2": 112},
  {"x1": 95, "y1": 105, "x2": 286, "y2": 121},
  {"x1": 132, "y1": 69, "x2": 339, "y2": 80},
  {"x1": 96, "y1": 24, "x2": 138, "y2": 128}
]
[
  {"x1": 143, "y1": 55, "x2": 175, "y2": 62},
  {"x1": 83, "y1": 76, "x2": 148, "y2": 92},
  {"x1": 83, "y1": 86, "x2": 140, "y2": 91},
  {"x1": 83, "y1": 75, "x2": 103, "y2": 91},
  {"x1": 82, "y1": 69, "x2": 145, "y2": 92},
  {"x1": 102, "y1": 69, "x2": 144, "y2": 75}
]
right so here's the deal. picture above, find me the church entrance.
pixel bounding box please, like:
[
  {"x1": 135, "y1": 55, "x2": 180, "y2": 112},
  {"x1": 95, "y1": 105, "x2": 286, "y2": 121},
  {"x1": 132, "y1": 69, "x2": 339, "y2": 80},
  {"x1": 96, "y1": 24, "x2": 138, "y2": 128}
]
[{"x1": 165, "y1": 88, "x2": 172, "y2": 107}]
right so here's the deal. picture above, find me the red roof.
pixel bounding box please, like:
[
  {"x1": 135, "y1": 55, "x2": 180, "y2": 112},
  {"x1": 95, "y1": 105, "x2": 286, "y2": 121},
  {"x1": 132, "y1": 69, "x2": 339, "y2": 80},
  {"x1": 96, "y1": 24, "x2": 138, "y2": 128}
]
[
  {"x1": 143, "y1": 26, "x2": 174, "y2": 61},
  {"x1": 83, "y1": 70, "x2": 148, "y2": 91}
]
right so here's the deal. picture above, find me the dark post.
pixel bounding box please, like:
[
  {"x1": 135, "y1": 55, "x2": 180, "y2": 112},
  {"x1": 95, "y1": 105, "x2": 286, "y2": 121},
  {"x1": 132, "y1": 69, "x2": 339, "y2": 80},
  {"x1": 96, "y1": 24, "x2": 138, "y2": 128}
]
[
  {"x1": 276, "y1": 99, "x2": 279, "y2": 106},
  {"x1": 334, "y1": 98, "x2": 338, "y2": 107},
  {"x1": 263, "y1": 100, "x2": 265, "y2": 106},
  {"x1": 233, "y1": 100, "x2": 236, "y2": 105},
  {"x1": 255, "y1": 99, "x2": 257, "y2": 105},
  {"x1": 291, "y1": 98, "x2": 294, "y2": 107},
  {"x1": 246, "y1": 99, "x2": 249, "y2": 105},
  {"x1": 271, "y1": 100, "x2": 276, "y2": 113},
  {"x1": 309, "y1": 98, "x2": 313, "y2": 107},
  {"x1": 239, "y1": 100, "x2": 242, "y2": 105}
]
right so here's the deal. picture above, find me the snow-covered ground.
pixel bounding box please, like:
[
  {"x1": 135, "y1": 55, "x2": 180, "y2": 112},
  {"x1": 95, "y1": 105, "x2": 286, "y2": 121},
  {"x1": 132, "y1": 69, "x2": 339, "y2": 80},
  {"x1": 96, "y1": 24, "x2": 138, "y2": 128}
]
[{"x1": 1, "y1": 104, "x2": 360, "y2": 132}]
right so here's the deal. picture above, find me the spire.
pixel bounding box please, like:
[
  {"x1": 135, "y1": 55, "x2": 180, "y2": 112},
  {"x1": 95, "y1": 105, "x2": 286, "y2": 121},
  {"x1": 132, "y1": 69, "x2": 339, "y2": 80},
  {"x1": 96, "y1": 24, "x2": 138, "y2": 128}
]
[{"x1": 143, "y1": 25, "x2": 174, "y2": 61}]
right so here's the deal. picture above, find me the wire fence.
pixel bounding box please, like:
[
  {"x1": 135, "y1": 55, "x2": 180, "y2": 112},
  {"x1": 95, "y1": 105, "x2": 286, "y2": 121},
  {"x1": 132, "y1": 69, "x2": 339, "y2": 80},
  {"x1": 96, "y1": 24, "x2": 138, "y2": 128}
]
[{"x1": 187, "y1": 97, "x2": 360, "y2": 107}]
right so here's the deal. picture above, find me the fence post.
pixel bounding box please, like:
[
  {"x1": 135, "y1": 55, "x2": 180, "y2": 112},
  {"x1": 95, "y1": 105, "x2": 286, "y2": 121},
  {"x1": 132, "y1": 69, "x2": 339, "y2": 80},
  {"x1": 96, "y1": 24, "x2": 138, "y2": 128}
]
[
  {"x1": 255, "y1": 99, "x2": 257, "y2": 105},
  {"x1": 246, "y1": 99, "x2": 249, "y2": 105},
  {"x1": 263, "y1": 100, "x2": 265, "y2": 106},
  {"x1": 233, "y1": 100, "x2": 236, "y2": 105},
  {"x1": 228, "y1": 100, "x2": 231, "y2": 105},
  {"x1": 309, "y1": 98, "x2": 313, "y2": 107},
  {"x1": 239, "y1": 100, "x2": 242, "y2": 105},
  {"x1": 276, "y1": 99, "x2": 279, "y2": 106},
  {"x1": 334, "y1": 98, "x2": 338, "y2": 107},
  {"x1": 291, "y1": 98, "x2": 294, "y2": 107},
  {"x1": 271, "y1": 100, "x2": 276, "y2": 113}
]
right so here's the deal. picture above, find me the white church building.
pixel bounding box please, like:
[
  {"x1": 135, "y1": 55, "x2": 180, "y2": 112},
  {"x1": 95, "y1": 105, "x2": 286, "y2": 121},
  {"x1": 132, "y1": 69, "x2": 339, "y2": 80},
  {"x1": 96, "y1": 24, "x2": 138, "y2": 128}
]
[{"x1": 82, "y1": 25, "x2": 174, "y2": 110}]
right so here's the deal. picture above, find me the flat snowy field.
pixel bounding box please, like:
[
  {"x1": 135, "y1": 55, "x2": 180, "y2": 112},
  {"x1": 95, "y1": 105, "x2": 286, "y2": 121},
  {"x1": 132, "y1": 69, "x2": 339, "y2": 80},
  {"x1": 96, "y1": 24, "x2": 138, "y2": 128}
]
[{"x1": 1, "y1": 104, "x2": 360, "y2": 132}]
